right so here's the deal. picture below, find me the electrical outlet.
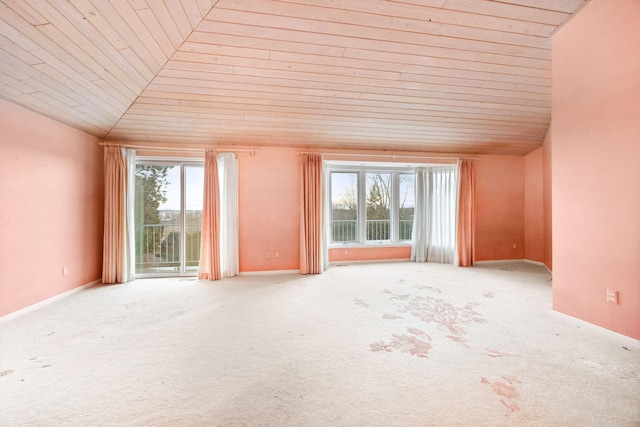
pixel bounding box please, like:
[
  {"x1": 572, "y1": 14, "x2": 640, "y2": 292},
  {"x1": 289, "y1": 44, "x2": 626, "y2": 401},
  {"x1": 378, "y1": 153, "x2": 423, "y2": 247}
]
[
  {"x1": 513, "y1": 243, "x2": 517, "y2": 249},
  {"x1": 62, "y1": 267, "x2": 68, "y2": 276},
  {"x1": 275, "y1": 252, "x2": 280, "y2": 258},
  {"x1": 606, "y1": 289, "x2": 619, "y2": 304}
]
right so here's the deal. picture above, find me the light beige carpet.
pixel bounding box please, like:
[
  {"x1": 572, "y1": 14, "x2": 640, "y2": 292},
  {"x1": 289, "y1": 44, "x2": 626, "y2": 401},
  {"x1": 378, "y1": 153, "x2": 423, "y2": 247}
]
[{"x1": 1, "y1": 261, "x2": 638, "y2": 426}]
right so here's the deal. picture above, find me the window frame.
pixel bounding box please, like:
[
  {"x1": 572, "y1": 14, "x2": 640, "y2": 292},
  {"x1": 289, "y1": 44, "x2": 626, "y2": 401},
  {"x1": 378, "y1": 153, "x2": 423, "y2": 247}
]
[
  {"x1": 135, "y1": 156, "x2": 205, "y2": 278},
  {"x1": 328, "y1": 163, "x2": 416, "y2": 247}
]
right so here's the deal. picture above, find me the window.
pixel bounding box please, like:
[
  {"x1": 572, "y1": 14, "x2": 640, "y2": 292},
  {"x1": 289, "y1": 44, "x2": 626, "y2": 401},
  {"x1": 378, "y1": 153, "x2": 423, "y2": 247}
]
[
  {"x1": 330, "y1": 167, "x2": 415, "y2": 245},
  {"x1": 331, "y1": 172, "x2": 358, "y2": 242},
  {"x1": 366, "y1": 172, "x2": 391, "y2": 240},
  {"x1": 399, "y1": 173, "x2": 416, "y2": 240},
  {"x1": 134, "y1": 160, "x2": 204, "y2": 276}
]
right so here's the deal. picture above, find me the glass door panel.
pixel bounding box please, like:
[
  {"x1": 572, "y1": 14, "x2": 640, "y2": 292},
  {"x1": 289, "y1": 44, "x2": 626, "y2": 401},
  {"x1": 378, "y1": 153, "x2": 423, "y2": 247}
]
[
  {"x1": 331, "y1": 172, "x2": 358, "y2": 242},
  {"x1": 135, "y1": 163, "x2": 203, "y2": 276},
  {"x1": 366, "y1": 173, "x2": 391, "y2": 241},
  {"x1": 184, "y1": 166, "x2": 203, "y2": 273},
  {"x1": 399, "y1": 173, "x2": 415, "y2": 241}
]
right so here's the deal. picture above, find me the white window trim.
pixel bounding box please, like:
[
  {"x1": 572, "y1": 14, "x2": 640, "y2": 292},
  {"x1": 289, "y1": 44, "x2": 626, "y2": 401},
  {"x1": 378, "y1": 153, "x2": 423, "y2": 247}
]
[{"x1": 327, "y1": 162, "x2": 417, "y2": 248}]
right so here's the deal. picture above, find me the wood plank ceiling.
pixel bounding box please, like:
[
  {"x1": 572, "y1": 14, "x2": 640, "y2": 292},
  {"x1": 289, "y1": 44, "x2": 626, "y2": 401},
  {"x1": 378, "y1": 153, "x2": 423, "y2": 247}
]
[{"x1": 0, "y1": 0, "x2": 587, "y2": 155}]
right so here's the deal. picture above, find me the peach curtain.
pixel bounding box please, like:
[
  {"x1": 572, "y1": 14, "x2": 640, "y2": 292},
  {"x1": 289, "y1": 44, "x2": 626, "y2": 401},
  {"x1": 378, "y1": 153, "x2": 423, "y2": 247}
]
[
  {"x1": 102, "y1": 146, "x2": 132, "y2": 284},
  {"x1": 299, "y1": 153, "x2": 324, "y2": 274},
  {"x1": 199, "y1": 150, "x2": 221, "y2": 280},
  {"x1": 457, "y1": 159, "x2": 475, "y2": 267}
]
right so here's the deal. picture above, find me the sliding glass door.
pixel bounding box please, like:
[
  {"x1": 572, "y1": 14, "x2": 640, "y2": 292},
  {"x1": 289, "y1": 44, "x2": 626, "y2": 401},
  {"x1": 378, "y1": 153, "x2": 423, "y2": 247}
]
[{"x1": 134, "y1": 161, "x2": 204, "y2": 276}]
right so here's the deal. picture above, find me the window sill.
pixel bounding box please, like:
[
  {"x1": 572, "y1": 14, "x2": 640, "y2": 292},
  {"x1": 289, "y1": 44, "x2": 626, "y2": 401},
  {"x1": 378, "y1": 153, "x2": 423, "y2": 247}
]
[{"x1": 329, "y1": 242, "x2": 411, "y2": 249}]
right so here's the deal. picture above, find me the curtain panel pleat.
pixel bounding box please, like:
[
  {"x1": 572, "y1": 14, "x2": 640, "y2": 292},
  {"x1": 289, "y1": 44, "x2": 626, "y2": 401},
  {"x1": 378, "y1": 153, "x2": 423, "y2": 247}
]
[
  {"x1": 411, "y1": 166, "x2": 458, "y2": 265},
  {"x1": 199, "y1": 150, "x2": 221, "y2": 280},
  {"x1": 410, "y1": 168, "x2": 431, "y2": 262},
  {"x1": 218, "y1": 153, "x2": 239, "y2": 278},
  {"x1": 299, "y1": 153, "x2": 324, "y2": 274},
  {"x1": 457, "y1": 159, "x2": 475, "y2": 267},
  {"x1": 427, "y1": 167, "x2": 458, "y2": 264},
  {"x1": 102, "y1": 146, "x2": 135, "y2": 284}
]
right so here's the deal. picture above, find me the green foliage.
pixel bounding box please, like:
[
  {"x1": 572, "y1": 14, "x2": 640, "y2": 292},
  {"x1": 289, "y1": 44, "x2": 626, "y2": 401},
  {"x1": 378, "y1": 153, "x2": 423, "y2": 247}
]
[
  {"x1": 135, "y1": 165, "x2": 170, "y2": 260},
  {"x1": 160, "y1": 230, "x2": 201, "y2": 267},
  {"x1": 136, "y1": 165, "x2": 169, "y2": 226}
]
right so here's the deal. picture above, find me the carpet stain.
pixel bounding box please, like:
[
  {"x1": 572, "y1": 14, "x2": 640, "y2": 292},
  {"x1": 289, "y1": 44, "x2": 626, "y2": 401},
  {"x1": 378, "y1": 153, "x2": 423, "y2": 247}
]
[
  {"x1": 446, "y1": 335, "x2": 471, "y2": 347},
  {"x1": 483, "y1": 291, "x2": 495, "y2": 298},
  {"x1": 394, "y1": 296, "x2": 485, "y2": 339},
  {"x1": 353, "y1": 298, "x2": 369, "y2": 308},
  {"x1": 0, "y1": 370, "x2": 13, "y2": 377},
  {"x1": 370, "y1": 328, "x2": 432, "y2": 358},
  {"x1": 371, "y1": 291, "x2": 487, "y2": 359},
  {"x1": 383, "y1": 289, "x2": 410, "y2": 300},
  {"x1": 416, "y1": 285, "x2": 442, "y2": 293},
  {"x1": 483, "y1": 349, "x2": 519, "y2": 358},
  {"x1": 382, "y1": 313, "x2": 403, "y2": 320},
  {"x1": 481, "y1": 375, "x2": 522, "y2": 413}
]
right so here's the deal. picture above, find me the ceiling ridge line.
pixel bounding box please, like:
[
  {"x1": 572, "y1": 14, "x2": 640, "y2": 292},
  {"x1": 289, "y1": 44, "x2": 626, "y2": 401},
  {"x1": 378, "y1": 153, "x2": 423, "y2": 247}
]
[{"x1": 104, "y1": 0, "x2": 221, "y2": 142}]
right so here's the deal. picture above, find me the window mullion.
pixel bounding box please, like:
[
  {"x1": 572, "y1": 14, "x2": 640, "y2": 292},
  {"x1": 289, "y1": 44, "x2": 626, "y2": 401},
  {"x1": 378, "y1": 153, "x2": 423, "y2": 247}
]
[
  {"x1": 391, "y1": 171, "x2": 399, "y2": 242},
  {"x1": 358, "y1": 170, "x2": 366, "y2": 243},
  {"x1": 180, "y1": 165, "x2": 186, "y2": 273}
]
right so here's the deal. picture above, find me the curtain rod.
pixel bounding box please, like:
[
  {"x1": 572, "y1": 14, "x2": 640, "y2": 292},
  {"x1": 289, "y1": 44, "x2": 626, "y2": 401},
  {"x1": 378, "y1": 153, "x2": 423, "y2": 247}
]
[
  {"x1": 100, "y1": 142, "x2": 257, "y2": 156},
  {"x1": 297, "y1": 151, "x2": 479, "y2": 160}
]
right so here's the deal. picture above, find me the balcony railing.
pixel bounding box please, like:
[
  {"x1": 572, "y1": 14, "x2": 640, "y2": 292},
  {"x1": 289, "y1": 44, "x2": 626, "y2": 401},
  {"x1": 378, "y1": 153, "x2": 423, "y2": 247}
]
[
  {"x1": 332, "y1": 219, "x2": 357, "y2": 242},
  {"x1": 331, "y1": 219, "x2": 414, "y2": 242},
  {"x1": 399, "y1": 219, "x2": 413, "y2": 241},
  {"x1": 135, "y1": 224, "x2": 201, "y2": 273},
  {"x1": 367, "y1": 219, "x2": 390, "y2": 240}
]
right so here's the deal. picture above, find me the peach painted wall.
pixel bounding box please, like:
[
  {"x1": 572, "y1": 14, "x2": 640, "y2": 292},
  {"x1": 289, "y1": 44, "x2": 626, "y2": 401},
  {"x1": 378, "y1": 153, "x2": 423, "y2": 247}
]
[
  {"x1": 0, "y1": 100, "x2": 103, "y2": 318},
  {"x1": 329, "y1": 246, "x2": 410, "y2": 262},
  {"x1": 542, "y1": 129, "x2": 552, "y2": 271},
  {"x1": 552, "y1": 0, "x2": 640, "y2": 339},
  {"x1": 474, "y1": 155, "x2": 524, "y2": 261},
  {"x1": 238, "y1": 147, "x2": 300, "y2": 272},
  {"x1": 524, "y1": 147, "x2": 544, "y2": 263}
]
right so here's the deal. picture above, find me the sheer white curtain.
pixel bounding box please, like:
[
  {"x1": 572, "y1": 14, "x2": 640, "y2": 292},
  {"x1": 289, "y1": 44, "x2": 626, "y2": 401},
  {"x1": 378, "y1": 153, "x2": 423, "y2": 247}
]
[
  {"x1": 217, "y1": 153, "x2": 239, "y2": 278},
  {"x1": 322, "y1": 162, "x2": 330, "y2": 271},
  {"x1": 410, "y1": 168, "x2": 431, "y2": 262},
  {"x1": 123, "y1": 149, "x2": 136, "y2": 281},
  {"x1": 427, "y1": 166, "x2": 458, "y2": 264},
  {"x1": 410, "y1": 165, "x2": 458, "y2": 265}
]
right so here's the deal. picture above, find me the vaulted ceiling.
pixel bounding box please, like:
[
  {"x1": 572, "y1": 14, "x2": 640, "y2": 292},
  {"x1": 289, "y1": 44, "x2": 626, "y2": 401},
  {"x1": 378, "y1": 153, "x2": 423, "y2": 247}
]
[{"x1": 0, "y1": 0, "x2": 587, "y2": 155}]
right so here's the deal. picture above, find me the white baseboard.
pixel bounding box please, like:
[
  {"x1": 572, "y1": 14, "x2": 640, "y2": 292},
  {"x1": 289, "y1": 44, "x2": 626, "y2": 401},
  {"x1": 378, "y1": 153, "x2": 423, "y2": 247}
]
[
  {"x1": 330, "y1": 258, "x2": 409, "y2": 266},
  {"x1": 474, "y1": 259, "x2": 552, "y2": 275},
  {"x1": 474, "y1": 259, "x2": 526, "y2": 265},
  {"x1": 0, "y1": 279, "x2": 101, "y2": 325},
  {"x1": 239, "y1": 269, "x2": 300, "y2": 276},
  {"x1": 523, "y1": 259, "x2": 553, "y2": 275}
]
